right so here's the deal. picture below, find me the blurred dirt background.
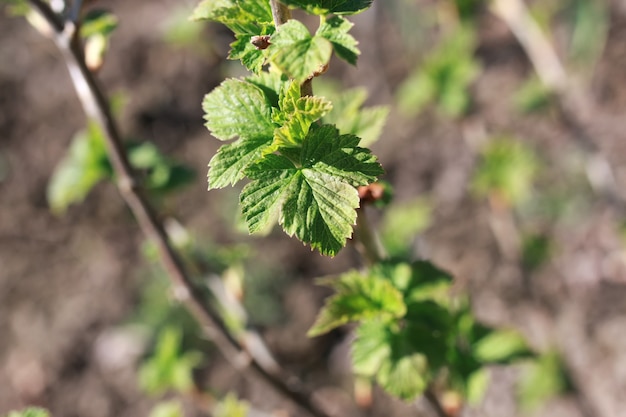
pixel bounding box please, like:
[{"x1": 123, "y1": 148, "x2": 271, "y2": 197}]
[{"x1": 2, "y1": 0, "x2": 626, "y2": 416}]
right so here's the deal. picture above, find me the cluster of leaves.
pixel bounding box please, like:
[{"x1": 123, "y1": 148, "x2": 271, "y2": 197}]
[
  {"x1": 47, "y1": 122, "x2": 195, "y2": 214},
  {"x1": 193, "y1": 0, "x2": 386, "y2": 256},
  {"x1": 308, "y1": 259, "x2": 565, "y2": 403}
]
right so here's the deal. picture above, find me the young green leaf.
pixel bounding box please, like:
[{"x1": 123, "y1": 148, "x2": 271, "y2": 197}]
[
  {"x1": 280, "y1": 0, "x2": 374, "y2": 15},
  {"x1": 47, "y1": 123, "x2": 111, "y2": 214},
  {"x1": 473, "y1": 328, "x2": 531, "y2": 363},
  {"x1": 316, "y1": 16, "x2": 360, "y2": 65},
  {"x1": 351, "y1": 320, "x2": 393, "y2": 376},
  {"x1": 139, "y1": 327, "x2": 202, "y2": 395},
  {"x1": 202, "y1": 79, "x2": 276, "y2": 141},
  {"x1": 352, "y1": 320, "x2": 431, "y2": 400},
  {"x1": 308, "y1": 270, "x2": 406, "y2": 336},
  {"x1": 268, "y1": 20, "x2": 332, "y2": 83},
  {"x1": 377, "y1": 352, "x2": 429, "y2": 400},
  {"x1": 241, "y1": 124, "x2": 383, "y2": 255},
  {"x1": 208, "y1": 136, "x2": 273, "y2": 189},
  {"x1": 274, "y1": 81, "x2": 333, "y2": 147}
]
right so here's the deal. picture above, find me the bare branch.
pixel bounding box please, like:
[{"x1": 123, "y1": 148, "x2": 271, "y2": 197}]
[{"x1": 26, "y1": 2, "x2": 333, "y2": 416}]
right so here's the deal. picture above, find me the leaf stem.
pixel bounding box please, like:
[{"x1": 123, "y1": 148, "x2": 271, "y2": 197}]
[
  {"x1": 27, "y1": 2, "x2": 332, "y2": 417},
  {"x1": 270, "y1": 0, "x2": 291, "y2": 27}
]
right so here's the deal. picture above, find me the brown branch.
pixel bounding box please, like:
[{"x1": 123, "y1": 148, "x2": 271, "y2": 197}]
[
  {"x1": 26, "y1": 2, "x2": 332, "y2": 417},
  {"x1": 270, "y1": 0, "x2": 291, "y2": 27}
]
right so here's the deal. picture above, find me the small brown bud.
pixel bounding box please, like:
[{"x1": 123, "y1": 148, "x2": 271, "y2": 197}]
[
  {"x1": 250, "y1": 35, "x2": 272, "y2": 50},
  {"x1": 358, "y1": 183, "x2": 385, "y2": 204}
]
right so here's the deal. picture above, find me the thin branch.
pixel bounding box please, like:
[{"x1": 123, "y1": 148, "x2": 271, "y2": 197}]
[
  {"x1": 424, "y1": 389, "x2": 449, "y2": 417},
  {"x1": 27, "y1": 2, "x2": 332, "y2": 417},
  {"x1": 490, "y1": 0, "x2": 567, "y2": 92}
]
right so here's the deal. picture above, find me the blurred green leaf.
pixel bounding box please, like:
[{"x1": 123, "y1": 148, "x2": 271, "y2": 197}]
[
  {"x1": 473, "y1": 328, "x2": 531, "y2": 363},
  {"x1": 80, "y1": 9, "x2": 118, "y2": 38},
  {"x1": 214, "y1": 393, "x2": 249, "y2": 417},
  {"x1": 397, "y1": 26, "x2": 480, "y2": 118},
  {"x1": 569, "y1": 0, "x2": 608, "y2": 68},
  {"x1": 47, "y1": 122, "x2": 111, "y2": 214},
  {"x1": 472, "y1": 137, "x2": 538, "y2": 206},
  {"x1": 149, "y1": 401, "x2": 184, "y2": 417},
  {"x1": 162, "y1": 7, "x2": 205, "y2": 49},
  {"x1": 466, "y1": 368, "x2": 490, "y2": 405},
  {"x1": 518, "y1": 351, "x2": 568, "y2": 411},
  {"x1": 308, "y1": 270, "x2": 406, "y2": 336},
  {"x1": 139, "y1": 327, "x2": 202, "y2": 395},
  {"x1": 380, "y1": 198, "x2": 431, "y2": 257},
  {"x1": 4, "y1": 408, "x2": 50, "y2": 417},
  {"x1": 377, "y1": 350, "x2": 429, "y2": 400}
]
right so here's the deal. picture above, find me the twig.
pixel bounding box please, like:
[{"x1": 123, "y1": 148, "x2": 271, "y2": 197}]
[
  {"x1": 490, "y1": 0, "x2": 567, "y2": 92},
  {"x1": 424, "y1": 389, "x2": 449, "y2": 417},
  {"x1": 26, "y1": 2, "x2": 332, "y2": 417},
  {"x1": 270, "y1": 0, "x2": 291, "y2": 27}
]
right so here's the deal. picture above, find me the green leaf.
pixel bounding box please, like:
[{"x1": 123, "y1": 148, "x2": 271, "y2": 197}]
[
  {"x1": 473, "y1": 329, "x2": 531, "y2": 363},
  {"x1": 280, "y1": 0, "x2": 373, "y2": 15},
  {"x1": 466, "y1": 368, "x2": 490, "y2": 405},
  {"x1": 308, "y1": 270, "x2": 406, "y2": 336},
  {"x1": 241, "y1": 125, "x2": 382, "y2": 255},
  {"x1": 274, "y1": 81, "x2": 333, "y2": 147},
  {"x1": 380, "y1": 198, "x2": 432, "y2": 257},
  {"x1": 203, "y1": 79, "x2": 276, "y2": 141},
  {"x1": 269, "y1": 20, "x2": 332, "y2": 83},
  {"x1": 229, "y1": 33, "x2": 268, "y2": 73},
  {"x1": 316, "y1": 16, "x2": 360, "y2": 65},
  {"x1": 47, "y1": 123, "x2": 111, "y2": 214},
  {"x1": 139, "y1": 327, "x2": 202, "y2": 395},
  {"x1": 208, "y1": 136, "x2": 273, "y2": 189},
  {"x1": 377, "y1": 351, "x2": 429, "y2": 400},
  {"x1": 300, "y1": 124, "x2": 383, "y2": 185},
  {"x1": 5, "y1": 408, "x2": 50, "y2": 417},
  {"x1": 518, "y1": 351, "x2": 568, "y2": 411},
  {"x1": 80, "y1": 10, "x2": 118, "y2": 38},
  {"x1": 352, "y1": 319, "x2": 431, "y2": 400},
  {"x1": 352, "y1": 320, "x2": 393, "y2": 376},
  {"x1": 191, "y1": 0, "x2": 273, "y2": 34}
]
